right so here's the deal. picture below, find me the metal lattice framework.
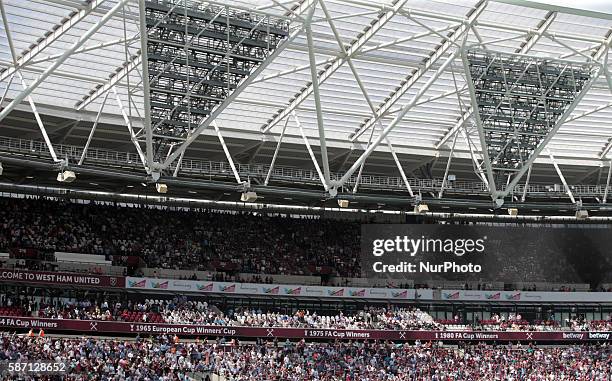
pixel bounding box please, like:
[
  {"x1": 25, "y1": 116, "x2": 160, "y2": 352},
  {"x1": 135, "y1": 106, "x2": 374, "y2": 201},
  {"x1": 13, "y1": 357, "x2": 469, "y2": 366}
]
[
  {"x1": 463, "y1": 48, "x2": 601, "y2": 198},
  {"x1": 144, "y1": 0, "x2": 290, "y2": 165},
  {"x1": 0, "y1": 0, "x2": 612, "y2": 212}
]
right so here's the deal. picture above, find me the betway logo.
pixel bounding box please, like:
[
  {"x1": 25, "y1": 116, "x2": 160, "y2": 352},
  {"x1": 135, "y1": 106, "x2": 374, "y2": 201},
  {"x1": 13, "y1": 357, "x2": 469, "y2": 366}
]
[
  {"x1": 563, "y1": 333, "x2": 584, "y2": 340},
  {"x1": 588, "y1": 332, "x2": 610, "y2": 340}
]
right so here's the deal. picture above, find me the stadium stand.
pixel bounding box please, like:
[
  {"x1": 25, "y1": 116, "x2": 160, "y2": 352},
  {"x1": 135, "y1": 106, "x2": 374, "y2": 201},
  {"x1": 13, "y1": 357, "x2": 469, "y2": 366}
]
[
  {"x1": 1, "y1": 197, "x2": 610, "y2": 293},
  {"x1": 1, "y1": 293, "x2": 610, "y2": 332},
  {"x1": 1, "y1": 0, "x2": 612, "y2": 379},
  {"x1": 0, "y1": 334, "x2": 609, "y2": 380},
  {"x1": 0, "y1": 197, "x2": 361, "y2": 278}
]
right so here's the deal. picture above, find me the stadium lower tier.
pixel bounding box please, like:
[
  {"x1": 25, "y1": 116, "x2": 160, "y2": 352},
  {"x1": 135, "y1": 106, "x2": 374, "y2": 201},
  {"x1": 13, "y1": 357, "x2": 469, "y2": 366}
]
[
  {"x1": 0, "y1": 335, "x2": 609, "y2": 381},
  {"x1": 0, "y1": 317, "x2": 610, "y2": 343}
]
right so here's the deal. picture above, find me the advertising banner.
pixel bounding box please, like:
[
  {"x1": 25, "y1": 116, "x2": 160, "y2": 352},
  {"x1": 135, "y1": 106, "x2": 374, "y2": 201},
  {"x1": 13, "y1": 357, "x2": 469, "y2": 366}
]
[
  {"x1": 361, "y1": 225, "x2": 612, "y2": 283},
  {"x1": 0, "y1": 316, "x2": 608, "y2": 342},
  {"x1": 440, "y1": 290, "x2": 612, "y2": 302},
  {"x1": 126, "y1": 277, "x2": 434, "y2": 300},
  {"x1": 0, "y1": 269, "x2": 125, "y2": 288},
  {"x1": 126, "y1": 277, "x2": 612, "y2": 302}
]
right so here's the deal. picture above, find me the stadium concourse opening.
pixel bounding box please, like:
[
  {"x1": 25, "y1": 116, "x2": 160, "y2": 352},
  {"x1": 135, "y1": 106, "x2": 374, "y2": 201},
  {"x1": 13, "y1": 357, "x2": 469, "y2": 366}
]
[{"x1": 0, "y1": 0, "x2": 611, "y2": 379}]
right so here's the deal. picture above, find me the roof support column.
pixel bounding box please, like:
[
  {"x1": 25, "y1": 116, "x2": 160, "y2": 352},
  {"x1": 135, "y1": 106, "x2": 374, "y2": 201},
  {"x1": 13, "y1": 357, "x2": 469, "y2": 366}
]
[
  {"x1": 112, "y1": 87, "x2": 147, "y2": 169},
  {"x1": 137, "y1": 0, "x2": 154, "y2": 170},
  {"x1": 78, "y1": 91, "x2": 110, "y2": 165},
  {"x1": 520, "y1": 164, "x2": 532, "y2": 202},
  {"x1": 319, "y1": 0, "x2": 412, "y2": 196},
  {"x1": 438, "y1": 129, "x2": 459, "y2": 199},
  {"x1": 547, "y1": 149, "x2": 575, "y2": 204},
  {"x1": 265, "y1": 117, "x2": 290, "y2": 186},
  {"x1": 213, "y1": 122, "x2": 242, "y2": 184},
  {"x1": 604, "y1": 160, "x2": 612, "y2": 203},
  {"x1": 294, "y1": 111, "x2": 328, "y2": 191},
  {"x1": 304, "y1": 3, "x2": 330, "y2": 188}
]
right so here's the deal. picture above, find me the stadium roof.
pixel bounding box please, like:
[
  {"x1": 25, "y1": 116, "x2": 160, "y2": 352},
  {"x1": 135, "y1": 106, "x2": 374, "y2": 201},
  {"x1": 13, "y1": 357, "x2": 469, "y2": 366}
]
[{"x1": 0, "y1": 0, "x2": 612, "y2": 213}]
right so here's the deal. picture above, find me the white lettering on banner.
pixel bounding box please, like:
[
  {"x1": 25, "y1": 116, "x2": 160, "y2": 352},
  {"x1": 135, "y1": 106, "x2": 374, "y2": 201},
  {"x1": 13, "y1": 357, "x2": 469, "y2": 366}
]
[
  {"x1": 0, "y1": 317, "x2": 609, "y2": 342},
  {"x1": 0, "y1": 271, "x2": 23, "y2": 280},
  {"x1": 434, "y1": 332, "x2": 498, "y2": 340},
  {"x1": 344, "y1": 331, "x2": 370, "y2": 339},
  {"x1": 0, "y1": 271, "x2": 101, "y2": 285},
  {"x1": 563, "y1": 333, "x2": 584, "y2": 340},
  {"x1": 304, "y1": 330, "x2": 372, "y2": 339},
  {"x1": 588, "y1": 332, "x2": 610, "y2": 340},
  {"x1": 0, "y1": 318, "x2": 59, "y2": 329}
]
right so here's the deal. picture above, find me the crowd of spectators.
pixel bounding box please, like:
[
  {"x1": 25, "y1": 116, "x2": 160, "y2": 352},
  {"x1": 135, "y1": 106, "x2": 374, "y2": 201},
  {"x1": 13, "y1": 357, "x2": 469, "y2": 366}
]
[
  {"x1": 0, "y1": 334, "x2": 609, "y2": 380},
  {"x1": 1, "y1": 197, "x2": 611, "y2": 290},
  {"x1": 7, "y1": 295, "x2": 443, "y2": 331},
  {"x1": 2, "y1": 294, "x2": 611, "y2": 333},
  {"x1": 567, "y1": 317, "x2": 612, "y2": 332},
  {"x1": 0, "y1": 197, "x2": 361, "y2": 277},
  {"x1": 228, "y1": 307, "x2": 441, "y2": 331}
]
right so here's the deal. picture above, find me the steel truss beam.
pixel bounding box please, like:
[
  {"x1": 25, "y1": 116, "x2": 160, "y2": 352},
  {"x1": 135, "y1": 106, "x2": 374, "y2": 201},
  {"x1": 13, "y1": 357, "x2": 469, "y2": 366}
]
[
  {"x1": 349, "y1": 0, "x2": 488, "y2": 143},
  {"x1": 0, "y1": 1, "x2": 59, "y2": 162},
  {"x1": 79, "y1": 91, "x2": 110, "y2": 165},
  {"x1": 27, "y1": 36, "x2": 139, "y2": 67},
  {"x1": 438, "y1": 128, "x2": 459, "y2": 199},
  {"x1": 76, "y1": 55, "x2": 142, "y2": 111},
  {"x1": 158, "y1": 0, "x2": 310, "y2": 171},
  {"x1": 336, "y1": 50, "x2": 460, "y2": 189},
  {"x1": 436, "y1": 11, "x2": 557, "y2": 149},
  {"x1": 318, "y1": 0, "x2": 412, "y2": 196},
  {"x1": 0, "y1": 0, "x2": 130, "y2": 124},
  {"x1": 251, "y1": 22, "x2": 462, "y2": 86},
  {"x1": 138, "y1": 0, "x2": 154, "y2": 169},
  {"x1": 469, "y1": 55, "x2": 605, "y2": 200},
  {"x1": 520, "y1": 164, "x2": 532, "y2": 202},
  {"x1": 260, "y1": 0, "x2": 409, "y2": 134},
  {"x1": 112, "y1": 86, "x2": 147, "y2": 168},
  {"x1": 0, "y1": 0, "x2": 109, "y2": 83}
]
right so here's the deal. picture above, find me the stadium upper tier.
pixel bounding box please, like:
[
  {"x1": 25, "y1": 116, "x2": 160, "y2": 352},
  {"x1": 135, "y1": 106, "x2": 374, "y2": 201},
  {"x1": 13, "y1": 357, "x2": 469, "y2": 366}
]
[
  {"x1": 1, "y1": 197, "x2": 612, "y2": 290},
  {"x1": 0, "y1": 196, "x2": 360, "y2": 276},
  {"x1": 0, "y1": 335, "x2": 609, "y2": 380}
]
